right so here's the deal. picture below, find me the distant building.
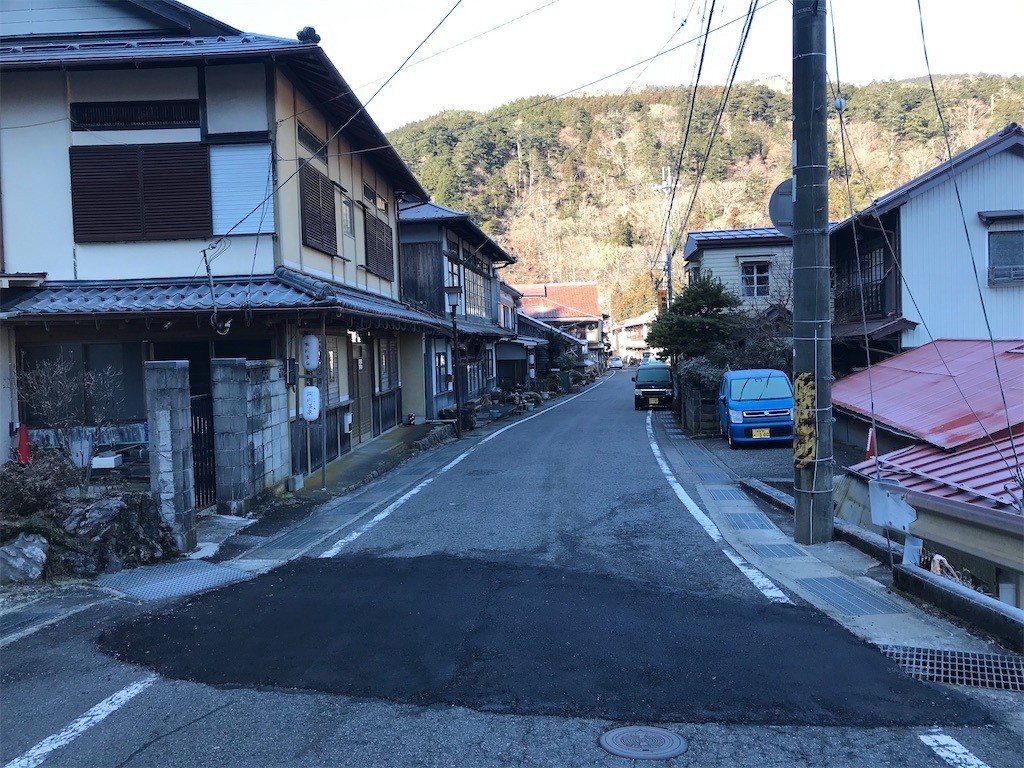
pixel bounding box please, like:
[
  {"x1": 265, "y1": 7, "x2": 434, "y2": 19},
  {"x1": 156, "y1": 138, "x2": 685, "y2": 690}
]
[{"x1": 517, "y1": 282, "x2": 607, "y2": 370}]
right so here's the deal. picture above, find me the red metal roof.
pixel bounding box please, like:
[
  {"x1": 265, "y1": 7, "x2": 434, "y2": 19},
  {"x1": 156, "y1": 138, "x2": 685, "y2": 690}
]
[
  {"x1": 849, "y1": 427, "x2": 1024, "y2": 514},
  {"x1": 832, "y1": 339, "x2": 1024, "y2": 450},
  {"x1": 516, "y1": 282, "x2": 602, "y2": 319}
]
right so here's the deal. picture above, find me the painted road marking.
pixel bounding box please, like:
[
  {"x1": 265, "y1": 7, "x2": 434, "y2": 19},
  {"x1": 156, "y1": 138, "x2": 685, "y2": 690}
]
[
  {"x1": 646, "y1": 412, "x2": 792, "y2": 605},
  {"x1": 319, "y1": 377, "x2": 610, "y2": 557},
  {"x1": 4, "y1": 675, "x2": 157, "y2": 768},
  {"x1": 919, "y1": 732, "x2": 992, "y2": 768}
]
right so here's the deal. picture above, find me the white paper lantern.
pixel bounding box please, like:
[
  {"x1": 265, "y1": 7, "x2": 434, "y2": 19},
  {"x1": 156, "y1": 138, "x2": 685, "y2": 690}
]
[
  {"x1": 301, "y1": 334, "x2": 320, "y2": 371},
  {"x1": 301, "y1": 385, "x2": 321, "y2": 421}
]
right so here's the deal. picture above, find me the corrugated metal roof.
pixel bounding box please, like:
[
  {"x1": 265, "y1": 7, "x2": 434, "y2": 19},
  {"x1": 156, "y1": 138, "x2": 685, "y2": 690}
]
[
  {"x1": 833, "y1": 339, "x2": 1024, "y2": 450},
  {"x1": 517, "y1": 282, "x2": 602, "y2": 319},
  {"x1": 849, "y1": 428, "x2": 1024, "y2": 513}
]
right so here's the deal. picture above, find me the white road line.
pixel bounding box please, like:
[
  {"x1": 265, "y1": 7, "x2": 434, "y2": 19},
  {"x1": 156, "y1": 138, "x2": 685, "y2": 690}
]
[
  {"x1": 722, "y1": 549, "x2": 793, "y2": 604},
  {"x1": 919, "y1": 732, "x2": 992, "y2": 768},
  {"x1": 646, "y1": 412, "x2": 792, "y2": 604},
  {"x1": 319, "y1": 376, "x2": 610, "y2": 557},
  {"x1": 4, "y1": 675, "x2": 157, "y2": 768},
  {"x1": 645, "y1": 412, "x2": 723, "y2": 542}
]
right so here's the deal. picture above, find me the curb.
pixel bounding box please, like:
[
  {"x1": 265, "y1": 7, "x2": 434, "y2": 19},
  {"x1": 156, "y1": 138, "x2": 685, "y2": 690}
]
[{"x1": 739, "y1": 477, "x2": 1023, "y2": 651}]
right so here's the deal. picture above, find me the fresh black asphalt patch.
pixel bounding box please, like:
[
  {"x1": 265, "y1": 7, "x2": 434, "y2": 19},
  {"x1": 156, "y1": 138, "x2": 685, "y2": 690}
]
[{"x1": 98, "y1": 554, "x2": 988, "y2": 727}]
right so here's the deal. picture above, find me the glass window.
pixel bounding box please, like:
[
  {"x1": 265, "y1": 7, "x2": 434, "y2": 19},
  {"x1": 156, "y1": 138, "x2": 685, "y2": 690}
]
[
  {"x1": 342, "y1": 197, "x2": 355, "y2": 237},
  {"x1": 729, "y1": 375, "x2": 792, "y2": 401},
  {"x1": 989, "y1": 229, "x2": 1024, "y2": 283},
  {"x1": 741, "y1": 262, "x2": 770, "y2": 297},
  {"x1": 297, "y1": 122, "x2": 327, "y2": 163},
  {"x1": 363, "y1": 181, "x2": 376, "y2": 204},
  {"x1": 435, "y1": 351, "x2": 449, "y2": 393}
]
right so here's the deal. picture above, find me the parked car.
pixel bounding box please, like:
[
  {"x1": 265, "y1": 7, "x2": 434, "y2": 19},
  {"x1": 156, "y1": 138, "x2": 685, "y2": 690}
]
[
  {"x1": 633, "y1": 362, "x2": 674, "y2": 410},
  {"x1": 718, "y1": 369, "x2": 794, "y2": 448},
  {"x1": 609, "y1": 356, "x2": 623, "y2": 369}
]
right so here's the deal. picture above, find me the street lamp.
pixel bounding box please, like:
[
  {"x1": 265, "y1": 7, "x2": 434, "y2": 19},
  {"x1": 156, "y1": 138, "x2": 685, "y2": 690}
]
[{"x1": 443, "y1": 284, "x2": 463, "y2": 439}]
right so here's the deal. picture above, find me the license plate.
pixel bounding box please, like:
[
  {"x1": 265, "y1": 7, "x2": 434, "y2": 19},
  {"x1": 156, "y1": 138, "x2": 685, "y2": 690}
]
[
  {"x1": 648, "y1": 397, "x2": 660, "y2": 405},
  {"x1": 752, "y1": 428, "x2": 770, "y2": 438}
]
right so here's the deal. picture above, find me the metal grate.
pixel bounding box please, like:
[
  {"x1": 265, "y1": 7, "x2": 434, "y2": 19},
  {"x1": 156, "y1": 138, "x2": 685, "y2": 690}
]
[
  {"x1": 708, "y1": 487, "x2": 747, "y2": 501},
  {"x1": 881, "y1": 646, "x2": 1024, "y2": 691},
  {"x1": 97, "y1": 560, "x2": 250, "y2": 602},
  {"x1": 697, "y1": 470, "x2": 730, "y2": 482},
  {"x1": 750, "y1": 543, "x2": 806, "y2": 558},
  {"x1": 725, "y1": 511, "x2": 776, "y2": 530},
  {"x1": 797, "y1": 576, "x2": 904, "y2": 616},
  {"x1": 599, "y1": 726, "x2": 688, "y2": 759}
]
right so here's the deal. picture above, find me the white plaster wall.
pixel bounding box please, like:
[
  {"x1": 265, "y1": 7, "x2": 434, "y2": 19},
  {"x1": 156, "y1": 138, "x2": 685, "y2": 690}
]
[
  {"x1": 205, "y1": 64, "x2": 269, "y2": 135},
  {"x1": 899, "y1": 152, "x2": 1024, "y2": 347},
  {"x1": 696, "y1": 243, "x2": 793, "y2": 311},
  {"x1": 274, "y1": 73, "x2": 400, "y2": 299},
  {"x1": 74, "y1": 238, "x2": 275, "y2": 280},
  {"x1": 0, "y1": 323, "x2": 14, "y2": 462},
  {"x1": 1, "y1": 0, "x2": 159, "y2": 36},
  {"x1": 69, "y1": 68, "x2": 198, "y2": 101},
  {"x1": 0, "y1": 71, "x2": 75, "y2": 279}
]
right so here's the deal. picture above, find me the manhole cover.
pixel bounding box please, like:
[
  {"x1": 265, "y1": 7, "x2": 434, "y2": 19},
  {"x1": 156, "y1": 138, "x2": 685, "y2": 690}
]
[{"x1": 599, "y1": 726, "x2": 688, "y2": 759}]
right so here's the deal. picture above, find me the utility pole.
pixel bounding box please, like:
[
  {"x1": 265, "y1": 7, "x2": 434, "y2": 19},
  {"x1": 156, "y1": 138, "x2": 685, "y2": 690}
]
[
  {"x1": 654, "y1": 167, "x2": 677, "y2": 305},
  {"x1": 792, "y1": 0, "x2": 833, "y2": 544}
]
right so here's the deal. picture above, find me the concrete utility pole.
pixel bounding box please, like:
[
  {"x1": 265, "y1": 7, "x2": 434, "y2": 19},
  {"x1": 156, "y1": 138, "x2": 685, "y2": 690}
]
[
  {"x1": 792, "y1": 0, "x2": 833, "y2": 544},
  {"x1": 654, "y1": 168, "x2": 677, "y2": 305}
]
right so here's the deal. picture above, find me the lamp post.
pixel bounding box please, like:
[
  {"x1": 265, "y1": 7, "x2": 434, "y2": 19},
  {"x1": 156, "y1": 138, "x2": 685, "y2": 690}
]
[{"x1": 443, "y1": 284, "x2": 463, "y2": 439}]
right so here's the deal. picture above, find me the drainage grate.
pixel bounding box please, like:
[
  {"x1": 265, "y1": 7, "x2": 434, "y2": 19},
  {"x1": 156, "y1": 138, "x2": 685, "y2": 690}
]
[
  {"x1": 97, "y1": 560, "x2": 251, "y2": 602},
  {"x1": 750, "y1": 543, "x2": 806, "y2": 558},
  {"x1": 725, "y1": 511, "x2": 776, "y2": 530},
  {"x1": 708, "y1": 487, "x2": 746, "y2": 501},
  {"x1": 599, "y1": 726, "x2": 688, "y2": 759},
  {"x1": 697, "y1": 470, "x2": 730, "y2": 482},
  {"x1": 796, "y1": 576, "x2": 904, "y2": 616},
  {"x1": 881, "y1": 646, "x2": 1024, "y2": 691}
]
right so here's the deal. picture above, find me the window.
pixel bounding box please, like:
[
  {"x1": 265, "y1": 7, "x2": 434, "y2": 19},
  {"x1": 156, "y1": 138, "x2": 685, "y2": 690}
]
[
  {"x1": 342, "y1": 197, "x2": 355, "y2": 237},
  {"x1": 70, "y1": 144, "x2": 211, "y2": 242},
  {"x1": 18, "y1": 342, "x2": 145, "y2": 426},
  {"x1": 300, "y1": 164, "x2": 337, "y2": 255},
  {"x1": 989, "y1": 228, "x2": 1024, "y2": 284},
  {"x1": 297, "y1": 122, "x2": 328, "y2": 163},
  {"x1": 376, "y1": 193, "x2": 388, "y2": 214},
  {"x1": 364, "y1": 213, "x2": 394, "y2": 280},
  {"x1": 834, "y1": 246, "x2": 887, "y2": 317},
  {"x1": 377, "y1": 337, "x2": 399, "y2": 392},
  {"x1": 70, "y1": 100, "x2": 200, "y2": 131},
  {"x1": 741, "y1": 261, "x2": 770, "y2": 298},
  {"x1": 363, "y1": 182, "x2": 376, "y2": 204},
  {"x1": 465, "y1": 269, "x2": 488, "y2": 318},
  {"x1": 435, "y1": 351, "x2": 449, "y2": 392}
]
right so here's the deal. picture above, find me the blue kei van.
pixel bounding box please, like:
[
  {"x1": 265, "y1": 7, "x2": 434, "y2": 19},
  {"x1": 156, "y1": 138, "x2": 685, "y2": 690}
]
[{"x1": 718, "y1": 368, "x2": 794, "y2": 448}]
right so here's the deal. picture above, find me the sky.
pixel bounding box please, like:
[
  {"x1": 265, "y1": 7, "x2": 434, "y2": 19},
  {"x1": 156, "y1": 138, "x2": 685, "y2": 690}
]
[{"x1": 187, "y1": 0, "x2": 1024, "y2": 132}]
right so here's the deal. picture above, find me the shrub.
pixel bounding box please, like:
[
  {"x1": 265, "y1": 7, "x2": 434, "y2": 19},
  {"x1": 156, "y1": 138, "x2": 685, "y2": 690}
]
[
  {"x1": 570, "y1": 370, "x2": 584, "y2": 384},
  {"x1": 0, "y1": 451, "x2": 78, "y2": 523}
]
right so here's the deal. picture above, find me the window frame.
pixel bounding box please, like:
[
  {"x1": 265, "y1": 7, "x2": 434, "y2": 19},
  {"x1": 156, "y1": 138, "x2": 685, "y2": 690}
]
[
  {"x1": 740, "y1": 260, "x2": 771, "y2": 298},
  {"x1": 435, "y1": 351, "x2": 450, "y2": 393},
  {"x1": 987, "y1": 226, "x2": 1024, "y2": 285},
  {"x1": 300, "y1": 164, "x2": 338, "y2": 256}
]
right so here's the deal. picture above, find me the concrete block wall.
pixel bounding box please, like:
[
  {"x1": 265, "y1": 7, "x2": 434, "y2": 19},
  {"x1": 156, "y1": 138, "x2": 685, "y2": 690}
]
[
  {"x1": 144, "y1": 361, "x2": 196, "y2": 552},
  {"x1": 245, "y1": 360, "x2": 289, "y2": 496},
  {"x1": 211, "y1": 358, "x2": 288, "y2": 515}
]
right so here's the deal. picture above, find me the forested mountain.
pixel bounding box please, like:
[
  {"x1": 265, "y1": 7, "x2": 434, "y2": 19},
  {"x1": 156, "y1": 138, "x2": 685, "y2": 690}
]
[{"x1": 388, "y1": 76, "x2": 1024, "y2": 320}]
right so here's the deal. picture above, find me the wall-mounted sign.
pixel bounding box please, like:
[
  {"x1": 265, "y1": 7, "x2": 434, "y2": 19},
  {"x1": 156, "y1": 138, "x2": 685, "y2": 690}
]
[
  {"x1": 302, "y1": 334, "x2": 320, "y2": 372},
  {"x1": 301, "y1": 385, "x2": 321, "y2": 421}
]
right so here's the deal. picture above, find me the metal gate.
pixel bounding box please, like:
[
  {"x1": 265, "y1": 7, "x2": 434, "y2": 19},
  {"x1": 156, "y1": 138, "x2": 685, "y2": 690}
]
[{"x1": 190, "y1": 394, "x2": 216, "y2": 510}]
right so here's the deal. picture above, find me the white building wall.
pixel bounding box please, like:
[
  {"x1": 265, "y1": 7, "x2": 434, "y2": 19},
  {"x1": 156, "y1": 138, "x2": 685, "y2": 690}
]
[
  {"x1": 695, "y1": 244, "x2": 793, "y2": 311},
  {"x1": 0, "y1": 322, "x2": 14, "y2": 461},
  {"x1": 0, "y1": 67, "x2": 277, "y2": 281},
  {"x1": 899, "y1": 152, "x2": 1024, "y2": 348},
  {"x1": 0, "y1": 71, "x2": 75, "y2": 279},
  {"x1": 0, "y1": 0, "x2": 160, "y2": 36}
]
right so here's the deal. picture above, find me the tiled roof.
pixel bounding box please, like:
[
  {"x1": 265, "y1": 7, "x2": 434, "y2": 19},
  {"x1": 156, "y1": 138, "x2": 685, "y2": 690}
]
[
  {"x1": 516, "y1": 282, "x2": 601, "y2": 319},
  {"x1": 0, "y1": 268, "x2": 447, "y2": 331},
  {"x1": 832, "y1": 339, "x2": 1024, "y2": 450},
  {"x1": 848, "y1": 427, "x2": 1024, "y2": 513}
]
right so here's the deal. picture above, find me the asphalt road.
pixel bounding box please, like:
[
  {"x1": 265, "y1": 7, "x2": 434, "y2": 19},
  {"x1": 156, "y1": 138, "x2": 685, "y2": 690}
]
[{"x1": 4, "y1": 370, "x2": 1021, "y2": 767}]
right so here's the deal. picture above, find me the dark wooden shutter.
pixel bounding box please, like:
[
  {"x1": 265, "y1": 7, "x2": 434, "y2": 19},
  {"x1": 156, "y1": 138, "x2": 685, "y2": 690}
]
[
  {"x1": 364, "y1": 214, "x2": 394, "y2": 281},
  {"x1": 300, "y1": 165, "x2": 337, "y2": 255},
  {"x1": 141, "y1": 144, "x2": 211, "y2": 239},
  {"x1": 70, "y1": 145, "x2": 143, "y2": 242}
]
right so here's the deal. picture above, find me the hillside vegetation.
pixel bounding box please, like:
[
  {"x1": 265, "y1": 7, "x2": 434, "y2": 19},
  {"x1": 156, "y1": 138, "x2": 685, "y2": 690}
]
[{"x1": 388, "y1": 76, "x2": 1024, "y2": 320}]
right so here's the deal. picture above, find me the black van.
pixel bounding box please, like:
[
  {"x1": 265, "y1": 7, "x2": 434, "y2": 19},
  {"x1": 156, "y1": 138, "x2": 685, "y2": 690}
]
[{"x1": 632, "y1": 363, "x2": 674, "y2": 410}]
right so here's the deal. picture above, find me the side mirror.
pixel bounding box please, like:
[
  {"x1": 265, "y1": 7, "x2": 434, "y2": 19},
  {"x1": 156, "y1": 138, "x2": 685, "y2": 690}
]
[{"x1": 719, "y1": 395, "x2": 727, "y2": 403}]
